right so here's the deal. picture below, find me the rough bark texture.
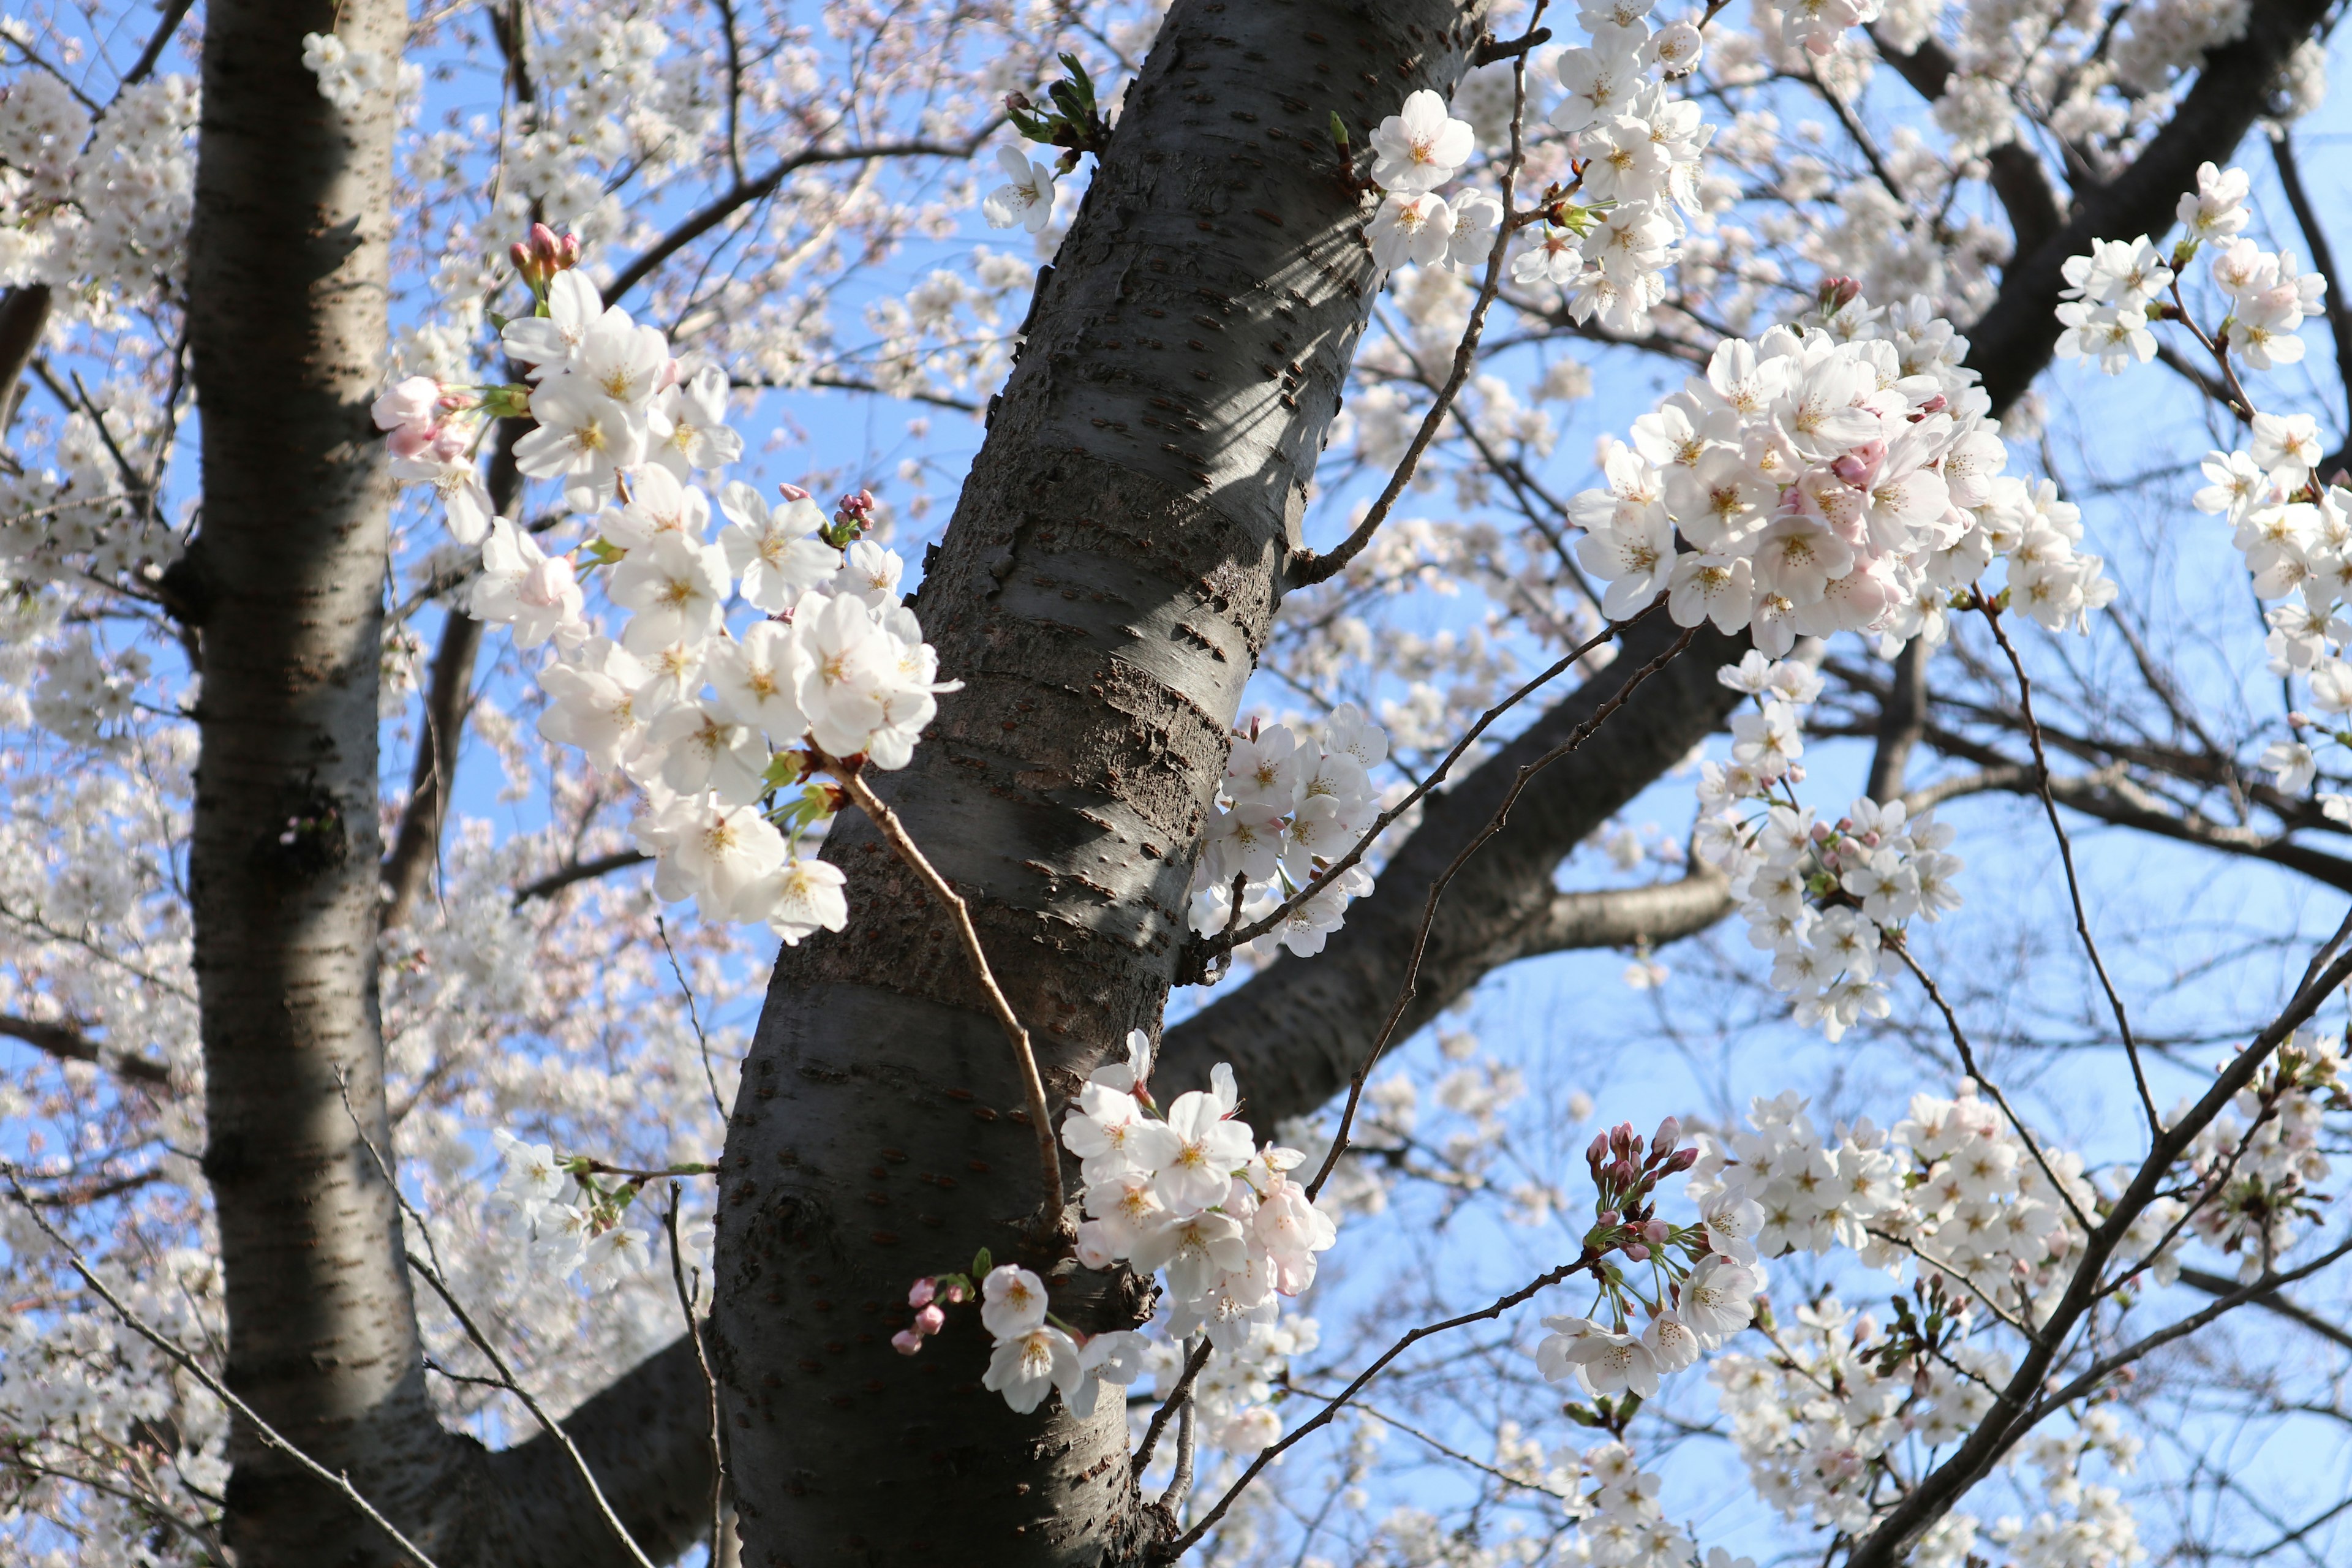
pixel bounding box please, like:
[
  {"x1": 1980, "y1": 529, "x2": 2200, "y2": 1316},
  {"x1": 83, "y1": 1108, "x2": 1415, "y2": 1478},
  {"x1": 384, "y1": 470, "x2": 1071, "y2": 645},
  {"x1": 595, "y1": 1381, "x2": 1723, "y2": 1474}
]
[
  {"x1": 1159, "y1": 613, "x2": 1747, "y2": 1125},
  {"x1": 186, "y1": 0, "x2": 433, "y2": 1558},
  {"x1": 711, "y1": 2, "x2": 1490, "y2": 1562}
]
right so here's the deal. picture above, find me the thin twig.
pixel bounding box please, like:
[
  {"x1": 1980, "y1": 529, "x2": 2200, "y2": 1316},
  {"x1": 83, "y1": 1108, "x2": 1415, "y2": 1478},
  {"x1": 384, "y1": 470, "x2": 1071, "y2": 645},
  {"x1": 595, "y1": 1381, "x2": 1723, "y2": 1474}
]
[
  {"x1": 657, "y1": 915, "x2": 729, "y2": 1125},
  {"x1": 1133, "y1": 1335, "x2": 1214, "y2": 1476},
  {"x1": 1154, "y1": 1248, "x2": 1600, "y2": 1559},
  {"x1": 663, "y1": 1188, "x2": 726, "y2": 1565},
  {"x1": 1976, "y1": 595, "x2": 2160, "y2": 1134},
  {"x1": 828, "y1": 760, "x2": 1066, "y2": 1229},
  {"x1": 1200, "y1": 604, "x2": 1658, "y2": 968},
  {"x1": 1, "y1": 1172, "x2": 448, "y2": 1568},
  {"x1": 1885, "y1": 940, "x2": 2094, "y2": 1238},
  {"x1": 1289, "y1": 0, "x2": 1547, "y2": 587},
  {"x1": 1305, "y1": 624, "x2": 1699, "y2": 1201},
  {"x1": 404, "y1": 1254, "x2": 658, "y2": 1568}
]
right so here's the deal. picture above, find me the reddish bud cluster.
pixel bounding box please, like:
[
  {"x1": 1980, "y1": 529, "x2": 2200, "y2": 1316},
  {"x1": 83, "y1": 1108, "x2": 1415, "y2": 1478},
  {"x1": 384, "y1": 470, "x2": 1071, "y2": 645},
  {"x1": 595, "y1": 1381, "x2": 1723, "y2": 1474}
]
[
  {"x1": 1585, "y1": 1115, "x2": 1698, "y2": 1260},
  {"x1": 510, "y1": 222, "x2": 583, "y2": 296}
]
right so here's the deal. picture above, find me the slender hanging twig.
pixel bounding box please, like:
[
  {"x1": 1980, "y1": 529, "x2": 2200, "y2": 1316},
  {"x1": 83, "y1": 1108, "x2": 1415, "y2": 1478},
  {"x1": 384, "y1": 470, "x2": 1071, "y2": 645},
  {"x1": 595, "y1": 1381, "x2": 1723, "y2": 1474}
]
[{"x1": 827, "y1": 759, "x2": 1066, "y2": 1229}]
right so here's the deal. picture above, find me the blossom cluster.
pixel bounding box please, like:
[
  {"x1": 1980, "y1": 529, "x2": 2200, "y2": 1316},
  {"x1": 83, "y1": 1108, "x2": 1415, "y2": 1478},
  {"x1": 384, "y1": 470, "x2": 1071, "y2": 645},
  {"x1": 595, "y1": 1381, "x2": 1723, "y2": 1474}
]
[
  {"x1": 2057, "y1": 162, "x2": 2320, "y2": 376},
  {"x1": 971, "y1": 1264, "x2": 1152, "y2": 1417},
  {"x1": 1709, "y1": 1292, "x2": 2010, "y2": 1542},
  {"x1": 0, "y1": 69, "x2": 197, "y2": 293},
  {"x1": 2056, "y1": 166, "x2": 2352, "y2": 825},
  {"x1": 2179, "y1": 1025, "x2": 2349, "y2": 1276},
  {"x1": 1692, "y1": 655, "x2": 1964, "y2": 1039},
  {"x1": 1532, "y1": 1115, "x2": 1764, "y2": 1403},
  {"x1": 376, "y1": 235, "x2": 957, "y2": 944},
  {"x1": 300, "y1": 31, "x2": 399, "y2": 114},
  {"x1": 1185, "y1": 706, "x2": 1392, "y2": 957},
  {"x1": 1056, "y1": 1031, "x2": 1339, "y2": 1438},
  {"x1": 484, "y1": 1129, "x2": 661, "y2": 1287},
  {"x1": 1572, "y1": 288, "x2": 2112, "y2": 657},
  {"x1": 1140, "y1": 1306, "x2": 1319, "y2": 1455},
  {"x1": 1504, "y1": 3, "x2": 1720, "y2": 336},
  {"x1": 1357, "y1": 0, "x2": 1725, "y2": 341},
  {"x1": 1691, "y1": 1084, "x2": 2101, "y2": 1306}
]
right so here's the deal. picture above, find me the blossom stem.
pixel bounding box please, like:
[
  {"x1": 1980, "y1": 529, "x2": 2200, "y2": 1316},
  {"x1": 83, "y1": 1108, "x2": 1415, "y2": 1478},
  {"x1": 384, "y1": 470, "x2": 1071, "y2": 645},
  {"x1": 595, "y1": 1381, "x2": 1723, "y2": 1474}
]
[{"x1": 828, "y1": 759, "x2": 1067, "y2": 1232}]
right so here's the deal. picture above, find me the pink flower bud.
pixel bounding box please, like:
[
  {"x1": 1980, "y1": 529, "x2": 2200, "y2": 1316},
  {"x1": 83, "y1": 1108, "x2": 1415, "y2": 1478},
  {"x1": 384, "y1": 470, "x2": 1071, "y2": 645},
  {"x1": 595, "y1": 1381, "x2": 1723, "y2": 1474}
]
[
  {"x1": 914, "y1": 1304, "x2": 945, "y2": 1334},
  {"x1": 371, "y1": 376, "x2": 442, "y2": 435},
  {"x1": 1651, "y1": 1116, "x2": 1681, "y2": 1154},
  {"x1": 890, "y1": 1329, "x2": 925, "y2": 1355},
  {"x1": 1643, "y1": 1218, "x2": 1670, "y2": 1245},
  {"x1": 1666, "y1": 1147, "x2": 1698, "y2": 1173},
  {"x1": 1610, "y1": 1123, "x2": 1634, "y2": 1158},
  {"x1": 1623, "y1": 1242, "x2": 1651, "y2": 1261},
  {"x1": 1587, "y1": 1133, "x2": 1610, "y2": 1166},
  {"x1": 778, "y1": 482, "x2": 813, "y2": 502},
  {"x1": 1608, "y1": 1159, "x2": 1637, "y2": 1187},
  {"x1": 939, "y1": 1281, "x2": 967, "y2": 1304},
  {"x1": 1597, "y1": 1208, "x2": 1622, "y2": 1229},
  {"x1": 908, "y1": 1277, "x2": 937, "y2": 1308},
  {"x1": 1819, "y1": 275, "x2": 1861, "y2": 311}
]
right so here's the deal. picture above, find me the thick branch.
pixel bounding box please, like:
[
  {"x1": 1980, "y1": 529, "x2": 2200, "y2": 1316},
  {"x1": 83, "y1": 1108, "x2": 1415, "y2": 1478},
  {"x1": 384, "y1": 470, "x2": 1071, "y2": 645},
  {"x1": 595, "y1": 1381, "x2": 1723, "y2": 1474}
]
[
  {"x1": 1958, "y1": 0, "x2": 2333, "y2": 412},
  {"x1": 0, "y1": 1014, "x2": 173, "y2": 1087},
  {"x1": 1159, "y1": 612, "x2": 1749, "y2": 1120},
  {"x1": 1513, "y1": 863, "x2": 1735, "y2": 960}
]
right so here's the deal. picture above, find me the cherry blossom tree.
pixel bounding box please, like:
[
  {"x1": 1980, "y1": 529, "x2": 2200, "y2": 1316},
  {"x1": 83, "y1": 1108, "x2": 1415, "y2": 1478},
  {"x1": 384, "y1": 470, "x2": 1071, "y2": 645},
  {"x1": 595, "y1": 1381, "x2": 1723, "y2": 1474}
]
[{"x1": 5, "y1": 0, "x2": 2352, "y2": 1564}]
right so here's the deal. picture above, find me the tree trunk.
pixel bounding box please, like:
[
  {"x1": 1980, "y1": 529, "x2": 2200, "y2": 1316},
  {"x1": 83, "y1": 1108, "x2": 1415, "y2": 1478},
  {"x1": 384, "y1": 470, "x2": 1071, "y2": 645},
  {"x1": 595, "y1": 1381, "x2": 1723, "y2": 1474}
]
[
  {"x1": 711, "y1": 2, "x2": 1491, "y2": 1561},
  {"x1": 186, "y1": 0, "x2": 448, "y2": 1558}
]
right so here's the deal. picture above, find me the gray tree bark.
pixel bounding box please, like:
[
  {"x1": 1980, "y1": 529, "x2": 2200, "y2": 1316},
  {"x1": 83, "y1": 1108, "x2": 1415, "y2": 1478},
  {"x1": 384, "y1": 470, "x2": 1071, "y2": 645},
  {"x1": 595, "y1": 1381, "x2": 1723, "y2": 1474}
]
[
  {"x1": 186, "y1": 0, "x2": 434, "y2": 1556},
  {"x1": 183, "y1": 4, "x2": 722, "y2": 1562},
  {"x1": 709, "y1": 1, "x2": 1497, "y2": 1561}
]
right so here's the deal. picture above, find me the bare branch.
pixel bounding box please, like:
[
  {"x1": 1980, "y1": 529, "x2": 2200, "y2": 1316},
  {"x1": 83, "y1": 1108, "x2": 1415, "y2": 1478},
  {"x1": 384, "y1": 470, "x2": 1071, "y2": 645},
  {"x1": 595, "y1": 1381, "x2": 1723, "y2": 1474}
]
[
  {"x1": 511, "y1": 849, "x2": 652, "y2": 907},
  {"x1": 3, "y1": 1173, "x2": 447, "y2": 1568},
  {"x1": 0, "y1": 1014, "x2": 172, "y2": 1088}
]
